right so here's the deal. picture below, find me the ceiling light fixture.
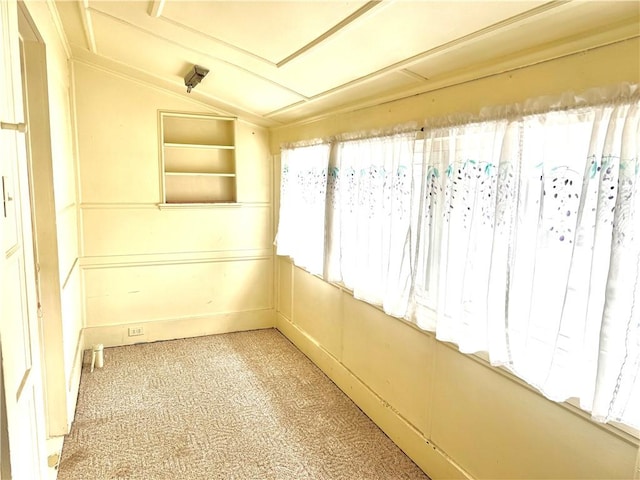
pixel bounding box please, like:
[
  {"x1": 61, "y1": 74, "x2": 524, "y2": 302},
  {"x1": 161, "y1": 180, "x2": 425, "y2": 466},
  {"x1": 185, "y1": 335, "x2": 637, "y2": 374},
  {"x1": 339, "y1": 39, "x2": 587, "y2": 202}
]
[{"x1": 184, "y1": 65, "x2": 209, "y2": 93}]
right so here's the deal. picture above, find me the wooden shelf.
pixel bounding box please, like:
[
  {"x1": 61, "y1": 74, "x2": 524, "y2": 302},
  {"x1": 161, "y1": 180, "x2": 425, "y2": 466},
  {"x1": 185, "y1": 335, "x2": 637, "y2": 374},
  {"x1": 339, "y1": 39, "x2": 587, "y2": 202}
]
[
  {"x1": 159, "y1": 112, "x2": 237, "y2": 204},
  {"x1": 165, "y1": 172, "x2": 236, "y2": 177},
  {"x1": 163, "y1": 143, "x2": 235, "y2": 150},
  {"x1": 158, "y1": 202, "x2": 242, "y2": 209}
]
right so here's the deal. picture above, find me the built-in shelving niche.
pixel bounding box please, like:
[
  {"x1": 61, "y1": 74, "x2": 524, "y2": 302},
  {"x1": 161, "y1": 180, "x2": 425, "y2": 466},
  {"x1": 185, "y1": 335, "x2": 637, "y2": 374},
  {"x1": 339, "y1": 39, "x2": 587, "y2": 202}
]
[{"x1": 159, "y1": 111, "x2": 237, "y2": 205}]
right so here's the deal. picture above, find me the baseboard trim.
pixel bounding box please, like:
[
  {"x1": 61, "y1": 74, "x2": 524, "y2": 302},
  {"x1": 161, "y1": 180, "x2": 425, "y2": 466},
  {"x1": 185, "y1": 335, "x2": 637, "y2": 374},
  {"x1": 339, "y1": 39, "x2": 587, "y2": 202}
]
[
  {"x1": 66, "y1": 329, "x2": 85, "y2": 431},
  {"x1": 276, "y1": 313, "x2": 471, "y2": 480},
  {"x1": 83, "y1": 309, "x2": 276, "y2": 349}
]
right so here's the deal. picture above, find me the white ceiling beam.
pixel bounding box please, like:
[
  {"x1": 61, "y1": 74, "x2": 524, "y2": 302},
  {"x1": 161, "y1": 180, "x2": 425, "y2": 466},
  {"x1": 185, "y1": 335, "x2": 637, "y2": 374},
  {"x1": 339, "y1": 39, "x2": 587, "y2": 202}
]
[
  {"x1": 398, "y1": 69, "x2": 429, "y2": 82},
  {"x1": 45, "y1": 0, "x2": 72, "y2": 58},
  {"x1": 149, "y1": 0, "x2": 166, "y2": 18},
  {"x1": 80, "y1": 0, "x2": 97, "y2": 53},
  {"x1": 276, "y1": 0, "x2": 384, "y2": 68},
  {"x1": 88, "y1": 7, "x2": 309, "y2": 102}
]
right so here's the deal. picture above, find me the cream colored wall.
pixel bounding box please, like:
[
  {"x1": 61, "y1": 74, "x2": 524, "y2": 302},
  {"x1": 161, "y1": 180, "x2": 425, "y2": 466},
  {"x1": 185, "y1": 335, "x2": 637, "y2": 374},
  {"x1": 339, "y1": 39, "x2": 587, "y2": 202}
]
[
  {"x1": 22, "y1": 0, "x2": 83, "y2": 436},
  {"x1": 73, "y1": 62, "x2": 274, "y2": 348},
  {"x1": 272, "y1": 38, "x2": 640, "y2": 480}
]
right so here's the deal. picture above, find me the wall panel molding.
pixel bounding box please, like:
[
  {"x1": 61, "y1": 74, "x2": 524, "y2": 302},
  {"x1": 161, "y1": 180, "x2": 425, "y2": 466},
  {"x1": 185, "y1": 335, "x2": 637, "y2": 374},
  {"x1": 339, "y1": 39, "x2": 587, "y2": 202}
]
[
  {"x1": 80, "y1": 250, "x2": 272, "y2": 269},
  {"x1": 279, "y1": 263, "x2": 639, "y2": 478},
  {"x1": 81, "y1": 204, "x2": 273, "y2": 257},
  {"x1": 275, "y1": 313, "x2": 469, "y2": 480},
  {"x1": 84, "y1": 308, "x2": 275, "y2": 348},
  {"x1": 82, "y1": 258, "x2": 274, "y2": 327},
  {"x1": 80, "y1": 202, "x2": 271, "y2": 209}
]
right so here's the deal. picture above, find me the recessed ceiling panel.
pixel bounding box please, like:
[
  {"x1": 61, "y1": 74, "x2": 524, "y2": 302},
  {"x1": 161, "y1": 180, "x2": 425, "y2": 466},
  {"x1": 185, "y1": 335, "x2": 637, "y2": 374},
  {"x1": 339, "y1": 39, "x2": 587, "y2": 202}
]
[
  {"x1": 88, "y1": 1, "x2": 285, "y2": 75},
  {"x1": 56, "y1": 0, "x2": 637, "y2": 125},
  {"x1": 406, "y1": 0, "x2": 640, "y2": 81},
  {"x1": 160, "y1": 0, "x2": 370, "y2": 64},
  {"x1": 272, "y1": 1, "x2": 546, "y2": 97},
  {"x1": 268, "y1": 71, "x2": 423, "y2": 123},
  {"x1": 90, "y1": 11, "x2": 306, "y2": 115}
]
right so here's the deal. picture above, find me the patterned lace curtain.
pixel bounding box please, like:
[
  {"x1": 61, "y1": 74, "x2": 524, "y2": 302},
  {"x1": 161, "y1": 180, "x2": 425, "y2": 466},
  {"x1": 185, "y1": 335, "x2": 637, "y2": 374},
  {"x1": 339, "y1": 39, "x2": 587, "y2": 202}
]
[
  {"x1": 275, "y1": 143, "x2": 330, "y2": 275},
  {"x1": 325, "y1": 133, "x2": 415, "y2": 317},
  {"x1": 410, "y1": 95, "x2": 640, "y2": 428}
]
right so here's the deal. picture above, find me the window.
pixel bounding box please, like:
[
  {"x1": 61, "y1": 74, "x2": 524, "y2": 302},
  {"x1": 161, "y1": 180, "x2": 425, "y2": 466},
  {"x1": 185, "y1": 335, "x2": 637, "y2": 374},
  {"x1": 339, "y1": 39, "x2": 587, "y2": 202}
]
[
  {"x1": 325, "y1": 133, "x2": 414, "y2": 317},
  {"x1": 276, "y1": 90, "x2": 640, "y2": 430},
  {"x1": 276, "y1": 143, "x2": 330, "y2": 275}
]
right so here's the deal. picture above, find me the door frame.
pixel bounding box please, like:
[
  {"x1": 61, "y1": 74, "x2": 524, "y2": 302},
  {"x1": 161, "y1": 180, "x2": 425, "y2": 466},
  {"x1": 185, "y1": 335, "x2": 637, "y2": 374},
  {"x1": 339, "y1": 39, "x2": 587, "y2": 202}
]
[{"x1": 18, "y1": 1, "x2": 70, "y2": 438}]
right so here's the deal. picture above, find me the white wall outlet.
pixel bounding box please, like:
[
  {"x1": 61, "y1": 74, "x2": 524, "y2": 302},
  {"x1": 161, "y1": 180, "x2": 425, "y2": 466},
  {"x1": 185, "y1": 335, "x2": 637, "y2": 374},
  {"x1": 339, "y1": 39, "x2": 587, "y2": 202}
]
[{"x1": 128, "y1": 326, "x2": 144, "y2": 336}]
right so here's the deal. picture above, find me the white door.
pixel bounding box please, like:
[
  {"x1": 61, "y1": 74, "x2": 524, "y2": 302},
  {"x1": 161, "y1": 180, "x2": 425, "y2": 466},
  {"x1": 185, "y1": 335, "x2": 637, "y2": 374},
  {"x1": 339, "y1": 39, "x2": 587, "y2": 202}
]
[{"x1": 0, "y1": 0, "x2": 47, "y2": 478}]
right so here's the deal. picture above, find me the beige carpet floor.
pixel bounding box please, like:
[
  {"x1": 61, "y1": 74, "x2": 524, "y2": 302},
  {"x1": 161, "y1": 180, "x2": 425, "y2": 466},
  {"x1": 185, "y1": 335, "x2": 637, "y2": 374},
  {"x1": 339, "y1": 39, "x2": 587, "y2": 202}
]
[{"x1": 58, "y1": 329, "x2": 429, "y2": 479}]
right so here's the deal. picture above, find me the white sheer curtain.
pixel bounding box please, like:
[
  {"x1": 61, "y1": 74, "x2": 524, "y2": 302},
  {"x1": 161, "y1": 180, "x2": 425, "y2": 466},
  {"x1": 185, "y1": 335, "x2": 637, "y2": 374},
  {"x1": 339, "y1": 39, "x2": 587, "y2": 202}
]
[
  {"x1": 275, "y1": 143, "x2": 330, "y2": 275},
  {"x1": 410, "y1": 120, "x2": 511, "y2": 349},
  {"x1": 325, "y1": 133, "x2": 415, "y2": 317},
  {"x1": 275, "y1": 87, "x2": 639, "y2": 429},
  {"x1": 411, "y1": 94, "x2": 640, "y2": 428}
]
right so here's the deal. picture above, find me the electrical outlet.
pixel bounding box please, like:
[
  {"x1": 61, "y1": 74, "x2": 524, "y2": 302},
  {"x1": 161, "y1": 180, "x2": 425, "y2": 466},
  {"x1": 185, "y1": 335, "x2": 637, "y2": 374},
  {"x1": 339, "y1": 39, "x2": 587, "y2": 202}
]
[{"x1": 128, "y1": 326, "x2": 144, "y2": 337}]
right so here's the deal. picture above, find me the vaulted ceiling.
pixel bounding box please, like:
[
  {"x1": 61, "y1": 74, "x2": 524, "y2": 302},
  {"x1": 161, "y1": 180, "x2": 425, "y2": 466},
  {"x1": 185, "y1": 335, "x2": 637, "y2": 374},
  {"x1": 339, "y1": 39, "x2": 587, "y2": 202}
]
[{"x1": 55, "y1": 1, "x2": 640, "y2": 126}]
